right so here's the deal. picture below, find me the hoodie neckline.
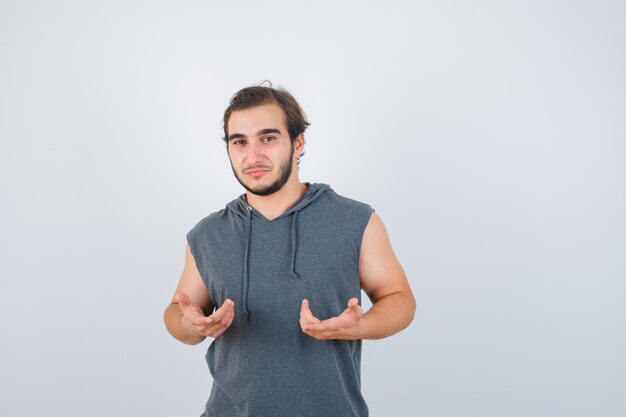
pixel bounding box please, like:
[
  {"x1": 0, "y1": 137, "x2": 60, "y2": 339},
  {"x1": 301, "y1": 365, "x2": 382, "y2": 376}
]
[
  {"x1": 244, "y1": 184, "x2": 309, "y2": 223},
  {"x1": 234, "y1": 182, "x2": 330, "y2": 222}
]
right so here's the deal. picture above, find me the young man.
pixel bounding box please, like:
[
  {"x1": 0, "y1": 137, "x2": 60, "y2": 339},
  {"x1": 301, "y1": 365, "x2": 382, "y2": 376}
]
[{"x1": 164, "y1": 85, "x2": 415, "y2": 417}]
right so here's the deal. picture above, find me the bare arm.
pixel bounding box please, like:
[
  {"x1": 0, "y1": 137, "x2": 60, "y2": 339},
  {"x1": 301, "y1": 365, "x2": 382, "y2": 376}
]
[
  {"x1": 357, "y1": 212, "x2": 415, "y2": 339},
  {"x1": 300, "y1": 212, "x2": 415, "y2": 340},
  {"x1": 164, "y1": 243, "x2": 234, "y2": 345}
]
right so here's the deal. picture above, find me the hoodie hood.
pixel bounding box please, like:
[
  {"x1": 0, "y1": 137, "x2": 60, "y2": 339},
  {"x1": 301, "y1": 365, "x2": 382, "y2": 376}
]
[{"x1": 226, "y1": 183, "x2": 331, "y2": 321}]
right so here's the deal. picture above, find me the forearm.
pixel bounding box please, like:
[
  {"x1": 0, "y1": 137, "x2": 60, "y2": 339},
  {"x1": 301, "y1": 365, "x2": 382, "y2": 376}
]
[
  {"x1": 359, "y1": 291, "x2": 416, "y2": 340},
  {"x1": 163, "y1": 303, "x2": 207, "y2": 345}
]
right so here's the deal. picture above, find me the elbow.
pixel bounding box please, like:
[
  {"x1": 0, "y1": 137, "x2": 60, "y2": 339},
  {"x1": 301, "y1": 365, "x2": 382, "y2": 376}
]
[{"x1": 404, "y1": 291, "x2": 417, "y2": 328}]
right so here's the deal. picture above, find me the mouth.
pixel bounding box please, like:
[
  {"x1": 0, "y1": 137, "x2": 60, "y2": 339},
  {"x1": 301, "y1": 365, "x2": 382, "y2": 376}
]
[{"x1": 245, "y1": 168, "x2": 271, "y2": 178}]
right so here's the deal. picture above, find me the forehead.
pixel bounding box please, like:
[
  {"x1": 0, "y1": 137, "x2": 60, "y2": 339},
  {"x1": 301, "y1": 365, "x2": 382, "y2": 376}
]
[{"x1": 228, "y1": 103, "x2": 287, "y2": 134}]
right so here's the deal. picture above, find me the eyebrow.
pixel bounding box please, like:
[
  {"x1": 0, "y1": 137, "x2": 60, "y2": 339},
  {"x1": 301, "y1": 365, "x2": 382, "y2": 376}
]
[{"x1": 227, "y1": 128, "x2": 282, "y2": 142}]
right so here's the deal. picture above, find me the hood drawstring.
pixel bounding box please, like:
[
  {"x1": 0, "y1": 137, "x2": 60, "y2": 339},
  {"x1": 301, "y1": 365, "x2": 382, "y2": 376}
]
[
  {"x1": 235, "y1": 183, "x2": 330, "y2": 323},
  {"x1": 242, "y1": 205, "x2": 252, "y2": 322},
  {"x1": 242, "y1": 207, "x2": 299, "y2": 322},
  {"x1": 290, "y1": 210, "x2": 299, "y2": 279}
]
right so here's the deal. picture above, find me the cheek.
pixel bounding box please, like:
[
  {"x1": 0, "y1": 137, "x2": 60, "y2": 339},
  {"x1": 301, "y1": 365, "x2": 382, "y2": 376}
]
[
  {"x1": 227, "y1": 152, "x2": 242, "y2": 169},
  {"x1": 227, "y1": 148, "x2": 243, "y2": 161}
]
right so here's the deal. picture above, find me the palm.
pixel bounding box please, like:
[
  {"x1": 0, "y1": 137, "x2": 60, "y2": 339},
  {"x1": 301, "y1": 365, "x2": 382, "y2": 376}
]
[{"x1": 299, "y1": 298, "x2": 363, "y2": 340}]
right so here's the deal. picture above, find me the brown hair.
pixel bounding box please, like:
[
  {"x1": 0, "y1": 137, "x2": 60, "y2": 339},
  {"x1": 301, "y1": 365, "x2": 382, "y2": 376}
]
[{"x1": 222, "y1": 84, "x2": 310, "y2": 162}]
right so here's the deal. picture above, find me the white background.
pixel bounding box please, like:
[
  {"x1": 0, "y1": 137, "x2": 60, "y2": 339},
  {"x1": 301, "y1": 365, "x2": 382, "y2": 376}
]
[{"x1": 1, "y1": 1, "x2": 625, "y2": 416}]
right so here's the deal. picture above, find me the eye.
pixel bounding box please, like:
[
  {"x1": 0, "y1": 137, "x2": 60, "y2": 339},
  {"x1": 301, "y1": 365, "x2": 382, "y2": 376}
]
[
  {"x1": 262, "y1": 136, "x2": 275, "y2": 143},
  {"x1": 232, "y1": 139, "x2": 246, "y2": 146}
]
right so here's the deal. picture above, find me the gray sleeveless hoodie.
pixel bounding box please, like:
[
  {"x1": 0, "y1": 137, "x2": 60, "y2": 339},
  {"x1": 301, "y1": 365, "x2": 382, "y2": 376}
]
[{"x1": 186, "y1": 183, "x2": 374, "y2": 417}]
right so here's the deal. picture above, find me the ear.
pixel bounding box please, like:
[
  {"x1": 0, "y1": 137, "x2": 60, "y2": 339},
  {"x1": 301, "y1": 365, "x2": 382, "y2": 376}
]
[{"x1": 295, "y1": 133, "x2": 305, "y2": 156}]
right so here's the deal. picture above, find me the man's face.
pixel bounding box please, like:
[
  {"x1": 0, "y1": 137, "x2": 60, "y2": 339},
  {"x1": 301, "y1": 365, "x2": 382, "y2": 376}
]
[{"x1": 226, "y1": 103, "x2": 300, "y2": 196}]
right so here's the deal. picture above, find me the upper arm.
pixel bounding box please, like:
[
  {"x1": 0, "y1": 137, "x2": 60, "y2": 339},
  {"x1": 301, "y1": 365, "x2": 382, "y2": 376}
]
[
  {"x1": 359, "y1": 212, "x2": 413, "y2": 304},
  {"x1": 170, "y1": 243, "x2": 215, "y2": 315}
]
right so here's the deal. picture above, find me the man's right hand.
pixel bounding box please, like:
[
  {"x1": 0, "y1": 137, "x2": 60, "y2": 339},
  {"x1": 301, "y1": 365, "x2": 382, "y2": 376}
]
[{"x1": 175, "y1": 293, "x2": 235, "y2": 338}]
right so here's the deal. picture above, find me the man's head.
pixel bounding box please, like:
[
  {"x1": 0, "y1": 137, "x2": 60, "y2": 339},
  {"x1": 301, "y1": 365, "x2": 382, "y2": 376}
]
[
  {"x1": 223, "y1": 85, "x2": 310, "y2": 196},
  {"x1": 223, "y1": 85, "x2": 310, "y2": 164}
]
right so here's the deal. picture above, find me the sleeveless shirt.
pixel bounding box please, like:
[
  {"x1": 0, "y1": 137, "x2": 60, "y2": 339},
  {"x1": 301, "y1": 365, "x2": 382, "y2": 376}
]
[{"x1": 186, "y1": 183, "x2": 374, "y2": 417}]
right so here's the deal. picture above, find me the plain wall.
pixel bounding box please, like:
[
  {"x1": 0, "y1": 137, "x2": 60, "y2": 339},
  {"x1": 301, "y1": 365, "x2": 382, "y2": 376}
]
[{"x1": 1, "y1": 1, "x2": 624, "y2": 416}]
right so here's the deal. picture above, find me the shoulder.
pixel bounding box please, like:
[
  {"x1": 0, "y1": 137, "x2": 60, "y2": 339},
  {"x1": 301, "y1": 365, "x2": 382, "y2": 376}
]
[
  {"x1": 187, "y1": 196, "x2": 243, "y2": 238},
  {"x1": 321, "y1": 187, "x2": 375, "y2": 214},
  {"x1": 317, "y1": 187, "x2": 375, "y2": 235},
  {"x1": 189, "y1": 209, "x2": 225, "y2": 230}
]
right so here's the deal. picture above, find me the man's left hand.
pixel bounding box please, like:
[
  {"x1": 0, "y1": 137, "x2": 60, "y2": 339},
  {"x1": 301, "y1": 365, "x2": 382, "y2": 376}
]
[{"x1": 299, "y1": 298, "x2": 365, "y2": 340}]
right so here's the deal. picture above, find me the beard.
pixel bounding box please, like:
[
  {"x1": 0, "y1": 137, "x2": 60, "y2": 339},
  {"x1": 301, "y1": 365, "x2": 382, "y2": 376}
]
[{"x1": 230, "y1": 142, "x2": 295, "y2": 196}]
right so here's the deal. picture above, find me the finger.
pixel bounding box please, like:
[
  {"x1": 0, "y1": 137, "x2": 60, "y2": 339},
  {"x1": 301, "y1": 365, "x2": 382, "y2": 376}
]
[
  {"x1": 180, "y1": 304, "x2": 207, "y2": 324},
  {"x1": 300, "y1": 299, "x2": 320, "y2": 324},
  {"x1": 302, "y1": 326, "x2": 334, "y2": 340},
  {"x1": 216, "y1": 301, "x2": 235, "y2": 327},
  {"x1": 211, "y1": 326, "x2": 227, "y2": 338},
  {"x1": 182, "y1": 307, "x2": 209, "y2": 325},
  {"x1": 211, "y1": 320, "x2": 232, "y2": 338},
  {"x1": 303, "y1": 317, "x2": 340, "y2": 333},
  {"x1": 299, "y1": 299, "x2": 309, "y2": 321},
  {"x1": 300, "y1": 313, "x2": 334, "y2": 338},
  {"x1": 200, "y1": 302, "x2": 234, "y2": 335},
  {"x1": 206, "y1": 305, "x2": 235, "y2": 336},
  {"x1": 222, "y1": 303, "x2": 235, "y2": 328},
  {"x1": 207, "y1": 299, "x2": 233, "y2": 323}
]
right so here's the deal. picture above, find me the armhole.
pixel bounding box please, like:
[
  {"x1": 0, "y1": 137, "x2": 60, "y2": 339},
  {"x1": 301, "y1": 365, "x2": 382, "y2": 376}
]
[
  {"x1": 186, "y1": 228, "x2": 207, "y2": 288},
  {"x1": 356, "y1": 205, "x2": 375, "y2": 277}
]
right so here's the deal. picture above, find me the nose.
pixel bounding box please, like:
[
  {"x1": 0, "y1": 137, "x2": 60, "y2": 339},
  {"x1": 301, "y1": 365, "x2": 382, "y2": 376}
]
[{"x1": 244, "y1": 142, "x2": 264, "y2": 166}]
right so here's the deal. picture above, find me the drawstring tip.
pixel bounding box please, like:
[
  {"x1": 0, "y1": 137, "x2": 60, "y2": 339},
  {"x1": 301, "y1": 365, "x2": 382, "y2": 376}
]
[{"x1": 291, "y1": 271, "x2": 299, "y2": 279}]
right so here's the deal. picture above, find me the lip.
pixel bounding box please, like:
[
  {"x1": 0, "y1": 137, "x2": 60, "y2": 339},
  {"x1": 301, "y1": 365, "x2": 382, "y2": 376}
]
[{"x1": 246, "y1": 169, "x2": 270, "y2": 178}]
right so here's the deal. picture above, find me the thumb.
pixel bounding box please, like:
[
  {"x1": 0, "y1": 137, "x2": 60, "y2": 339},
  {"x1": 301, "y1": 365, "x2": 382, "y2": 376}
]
[
  {"x1": 346, "y1": 298, "x2": 362, "y2": 314},
  {"x1": 347, "y1": 297, "x2": 359, "y2": 309},
  {"x1": 174, "y1": 293, "x2": 190, "y2": 305},
  {"x1": 176, "y1": 293, "x2": 201, "y2": 313}
]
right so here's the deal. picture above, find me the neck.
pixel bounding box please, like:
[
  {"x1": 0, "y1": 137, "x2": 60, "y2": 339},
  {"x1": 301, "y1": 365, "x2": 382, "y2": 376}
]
[{"x1": 245, "y1": 177, "x2": 308, "y2": 221}]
